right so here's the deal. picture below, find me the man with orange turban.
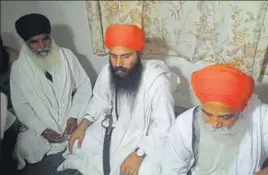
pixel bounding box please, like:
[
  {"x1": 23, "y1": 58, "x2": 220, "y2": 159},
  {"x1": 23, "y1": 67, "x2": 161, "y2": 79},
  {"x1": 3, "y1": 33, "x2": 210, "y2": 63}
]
[
  {"x1": 58, "y1": 24, "x2": 175, "y2": 175},
  {"x1": 160, "y1": 64, "x2": 268, "y2": 175}
]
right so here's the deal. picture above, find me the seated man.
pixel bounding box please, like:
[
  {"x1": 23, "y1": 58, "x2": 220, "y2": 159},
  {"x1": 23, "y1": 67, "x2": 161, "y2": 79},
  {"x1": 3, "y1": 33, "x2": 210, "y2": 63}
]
[
  {"x1": 10, "y1": 13, "x2": 92, "y2": 170},
  {"x1": 58, "y1": 24, "x2": 176, "y2": 175},
  {"x1": 160, "y1": 64, "x2": 268, "y2": 175}
]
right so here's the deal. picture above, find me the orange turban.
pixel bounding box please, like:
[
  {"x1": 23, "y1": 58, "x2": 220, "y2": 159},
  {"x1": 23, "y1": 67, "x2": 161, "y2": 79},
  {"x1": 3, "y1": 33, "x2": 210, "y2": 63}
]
[
  {"x1": 104, "y1": 24, "x2": 145, "y2": 51},
  {"x1": 191, "y1": 64, "x2": 254, "y2": 111}
]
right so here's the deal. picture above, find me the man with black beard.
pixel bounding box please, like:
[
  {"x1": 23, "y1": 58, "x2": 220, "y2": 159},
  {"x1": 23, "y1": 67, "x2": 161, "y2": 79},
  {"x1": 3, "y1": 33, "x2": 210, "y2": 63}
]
[
  {"x1": 58, "y1": 24, "x2": 176, "y2": 175},
  {"x1": 109, "y1": 55, "x2": 143, "y2": 107},
  {"x1": 10, "y1": 13, "x2": 92, "y2": 170}
]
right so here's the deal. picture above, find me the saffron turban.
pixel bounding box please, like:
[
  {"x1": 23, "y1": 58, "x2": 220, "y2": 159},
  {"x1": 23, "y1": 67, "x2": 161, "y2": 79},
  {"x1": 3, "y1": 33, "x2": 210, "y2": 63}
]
[
  {"x1": 191, "y1": 64, "x2": 254, "y2": 111},
  {"x1": 104, "y1": 24, "x2": 145, "y2": 51},
  {"x1": 15, "y1": 14, "x2": 51, "y2": 41}
]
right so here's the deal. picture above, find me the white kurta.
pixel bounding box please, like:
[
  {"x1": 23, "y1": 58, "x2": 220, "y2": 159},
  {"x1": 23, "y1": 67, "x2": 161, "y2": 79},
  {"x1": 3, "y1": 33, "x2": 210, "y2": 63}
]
[
  {"x1": 1, "y1": 92, "x2": 8, "y2": 140},
  {"x1": 160, "y1": 95, "x2": 268, "y2": 175},
  {"x1": 58, "y1": 60, "x2": 176, "y2": 175},
  {"x1": 10, "y1": 45, "x2": 92, "y2": 169},
  {"x1": 1, "y1": 92, "x2": 16, "y2": 140}
]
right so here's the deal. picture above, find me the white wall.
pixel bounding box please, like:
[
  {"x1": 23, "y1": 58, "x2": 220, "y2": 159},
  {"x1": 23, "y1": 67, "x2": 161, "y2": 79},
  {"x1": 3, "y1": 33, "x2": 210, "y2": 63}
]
[{"x1": 2, "y1": 1, "x2": 268, "y2": 108}]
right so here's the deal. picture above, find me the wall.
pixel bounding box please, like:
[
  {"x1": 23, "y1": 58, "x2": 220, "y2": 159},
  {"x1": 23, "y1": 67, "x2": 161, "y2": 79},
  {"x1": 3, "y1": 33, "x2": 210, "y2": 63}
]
[{"x1": 1, "y1": 1, "x2": 268, "y2": 108}]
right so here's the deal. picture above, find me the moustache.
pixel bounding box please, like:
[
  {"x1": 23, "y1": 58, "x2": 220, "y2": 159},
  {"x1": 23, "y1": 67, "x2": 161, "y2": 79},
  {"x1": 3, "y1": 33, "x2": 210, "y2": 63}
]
[
  {"x1": 37, "y1": 48, "x2": 50, "y2": 56},
  {"x1": 114, "y1": 67, "x2": 129, "y2": 72}
]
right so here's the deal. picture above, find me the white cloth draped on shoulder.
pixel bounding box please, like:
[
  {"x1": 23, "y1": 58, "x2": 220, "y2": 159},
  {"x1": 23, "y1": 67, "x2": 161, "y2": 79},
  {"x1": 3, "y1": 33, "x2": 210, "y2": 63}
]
[
  {"x1": 160, "y1": 95, "x2": 268, "y2": 175},
  {"x1": 57, "y1": 60, "x2": 176, "y2": 175},
  {"x1": 10, "y1": 44, "x2": 92, "y2": 169}
]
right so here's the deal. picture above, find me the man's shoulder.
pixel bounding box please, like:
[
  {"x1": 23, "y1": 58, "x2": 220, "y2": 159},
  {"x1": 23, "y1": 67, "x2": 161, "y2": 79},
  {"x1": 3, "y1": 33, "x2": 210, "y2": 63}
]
[
  {"x1": 175, "y1": 107, "x2": 196, "y2": 123},
  {"x1": 99, "y1": 63, "x2": 110, "y2": 75},
  {"x1": 10, "y1": 59, "x2": 21, "y2": 76},
  {"x1": 60, "y1": 47, "x2": 74, "y2": 55},
  {"x1": 142, "y1": 59, "x2": 169, "y2": 74},
  {"x1": 169, "y1": 107, "x2": 196, "y2": 138},
  {"x1": 95, "y1": 63, "x2": 110, "y2": 81},
  {"x1": 142, "y1": 59, "x2": 170, "y2": 86}
]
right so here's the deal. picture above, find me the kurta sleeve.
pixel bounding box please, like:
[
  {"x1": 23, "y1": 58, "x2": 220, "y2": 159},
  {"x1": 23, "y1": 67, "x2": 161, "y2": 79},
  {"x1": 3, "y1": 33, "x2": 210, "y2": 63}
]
[
  {"x1": 136, "y1": 73, "x2": 175, "y2": 157},
  {"x1": 83, "y1": 65, "x2": 112, "y2": 122},
  {"x1": 66, "y1": 50, "x2": 93, "y2": 120},
  {"x1": 10, "y1": 74, "x2": 48, "y2": 136},
  {"x1": 1, "y1": 93, "x2": 8, "y2": 140},
  {"x1": 160, "y1": 118, "x2": 193, "y2": 175}
]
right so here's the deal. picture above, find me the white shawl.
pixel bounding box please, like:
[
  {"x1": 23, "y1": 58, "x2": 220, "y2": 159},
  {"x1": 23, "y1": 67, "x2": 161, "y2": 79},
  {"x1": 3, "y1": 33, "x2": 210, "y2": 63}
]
[{"x1": 11, "y1": 44, "x2": 75, "y2": 134}]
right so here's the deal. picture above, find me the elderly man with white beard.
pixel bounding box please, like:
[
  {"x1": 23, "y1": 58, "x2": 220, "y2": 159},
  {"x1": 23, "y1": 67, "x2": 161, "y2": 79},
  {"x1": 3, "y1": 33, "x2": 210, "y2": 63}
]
[
  {"x1": 57, "y1": 24, "x2": 176, "y2": 175},
  {"x1": 10, "y1": 13, "x2": 93, "y2": 170},
  {"x1": 160, "y1": 64, "x2": 268, "y2": 175}
]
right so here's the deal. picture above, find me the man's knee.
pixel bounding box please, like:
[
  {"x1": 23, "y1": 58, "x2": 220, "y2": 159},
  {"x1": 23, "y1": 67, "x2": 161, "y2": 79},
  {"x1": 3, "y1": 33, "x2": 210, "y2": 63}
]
[
  {"x1": 16, "y1": 130, "x2": 33, "y2": 154},
  {"x1": 15, "y1": 130, "x2": 50, "y2": 161}
]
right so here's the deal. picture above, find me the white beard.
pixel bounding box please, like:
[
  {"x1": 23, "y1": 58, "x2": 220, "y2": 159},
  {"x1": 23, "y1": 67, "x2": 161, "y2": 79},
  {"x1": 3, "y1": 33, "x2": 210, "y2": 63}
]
[
  {"x1": 194, "y1": 110, "x2": 249, "y2": 175},
  {"x1": 201, "y1": 112, "x2": 248, "y2": 144},
  {"x1": 25, "y1": 40, "x2": 61, "y2": 72}
]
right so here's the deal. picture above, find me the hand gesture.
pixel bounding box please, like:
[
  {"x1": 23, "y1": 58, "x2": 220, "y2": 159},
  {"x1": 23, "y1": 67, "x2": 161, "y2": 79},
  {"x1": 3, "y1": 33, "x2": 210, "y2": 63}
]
[{"x1": 68, "y1": 127, "x2": 86, "y2": 154}]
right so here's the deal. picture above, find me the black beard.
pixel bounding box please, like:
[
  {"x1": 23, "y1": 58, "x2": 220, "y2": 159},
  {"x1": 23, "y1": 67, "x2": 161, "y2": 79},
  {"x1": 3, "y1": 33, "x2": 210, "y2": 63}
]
[{"x1": 109, "y1": 57, "x2": 143, "y2": 103}]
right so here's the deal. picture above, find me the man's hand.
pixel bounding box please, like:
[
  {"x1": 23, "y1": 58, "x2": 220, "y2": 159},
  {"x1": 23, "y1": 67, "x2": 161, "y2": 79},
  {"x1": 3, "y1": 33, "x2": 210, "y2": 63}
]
[
  {"x1": 256, "y1": 168, "x2": 268, "y2": 175},
  {"x1": 64, "y1": 118, "x2": 78, "y2": 135},
  {"x1": 68, "y1": 119, "x2": 91, "y2": 154},
  {"x1": 68, "y1": 126, "x2": 86, "y2": 154},
  {"x1": 42, "y1": 128, "x2": 66, "y2": 143},
  {"x1": 120, "y1": 152, "x2": 144, "y2": 175}
]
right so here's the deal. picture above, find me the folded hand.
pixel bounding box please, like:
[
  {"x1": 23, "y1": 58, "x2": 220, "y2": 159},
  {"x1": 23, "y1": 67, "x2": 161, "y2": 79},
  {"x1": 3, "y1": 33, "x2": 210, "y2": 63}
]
[{"x1": 42, "y1": 128, "x2": 67, "y2": 143}]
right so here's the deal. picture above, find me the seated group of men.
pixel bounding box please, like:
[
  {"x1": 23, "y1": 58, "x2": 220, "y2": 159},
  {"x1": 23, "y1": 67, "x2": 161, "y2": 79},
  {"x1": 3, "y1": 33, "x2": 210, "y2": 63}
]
[{"x1": 1, "y1": 13, "x2": 268, "y2": 175}]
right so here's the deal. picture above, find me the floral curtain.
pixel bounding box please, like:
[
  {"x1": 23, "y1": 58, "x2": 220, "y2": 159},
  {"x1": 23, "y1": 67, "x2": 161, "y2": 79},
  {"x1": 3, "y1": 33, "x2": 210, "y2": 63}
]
[{"x1": 85, "y1": 1, "x2": 268, "y2": 81}]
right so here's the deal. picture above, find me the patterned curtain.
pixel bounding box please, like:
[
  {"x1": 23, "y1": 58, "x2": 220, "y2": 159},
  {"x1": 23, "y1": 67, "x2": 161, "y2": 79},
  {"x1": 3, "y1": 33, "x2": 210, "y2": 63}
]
[{"x1": 85, "y1": 1, "x2": 268, "y2": 81}]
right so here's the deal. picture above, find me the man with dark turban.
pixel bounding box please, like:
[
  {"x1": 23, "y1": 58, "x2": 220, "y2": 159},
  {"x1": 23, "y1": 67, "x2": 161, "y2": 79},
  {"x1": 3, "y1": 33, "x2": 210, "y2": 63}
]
[
  {"x1": 58, "y1": 24, "x2": 175, "y2": 175},
  {"x1": 10, "y1": 13, "x2": 93, "y2": 169},
  {"x1": 160, "y1": 64, "x2": 268, "y2": 175}
]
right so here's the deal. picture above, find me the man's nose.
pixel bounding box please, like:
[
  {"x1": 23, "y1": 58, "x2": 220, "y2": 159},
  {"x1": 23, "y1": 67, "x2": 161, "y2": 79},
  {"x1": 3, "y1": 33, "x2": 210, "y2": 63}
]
[
  {"x1": 211, "y1": 118, "x2": 222, "y2": 128},
  {"x1": 116, "y1": 57, "x2": 124, "y2": 67},
  {"x1": 37, "y1": 41, "x2": 44, "y2": 49}
]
